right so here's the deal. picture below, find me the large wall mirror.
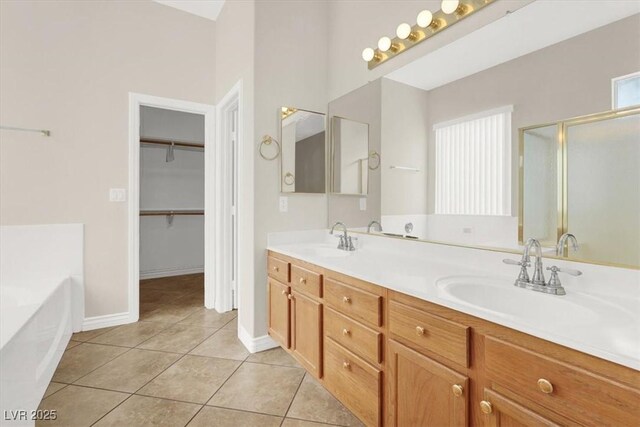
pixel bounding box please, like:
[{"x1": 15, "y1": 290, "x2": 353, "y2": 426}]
[
  {"x1": 280, "y1": 107, "x2": 326, "y2": 193},
  {"x1": 330, "y1": 117, "x2": 369, "y2": 195},
  {"x1": 325, "y1": 5, "x2": 639, "y2": 268}
]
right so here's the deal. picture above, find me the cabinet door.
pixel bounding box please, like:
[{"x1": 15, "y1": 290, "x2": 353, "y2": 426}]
[
  {"x1": 387, "y1": 339, "x2": 468, "y2": 427},
  {"x1": 291, "y1": 290, "x2": 322, "y2": 378},
  {"x1": 480, "y1": 389, "x2": 561, "y2": 427},
  {"x1": 268, "y1": 279, "x2": 290, "y2": 348}
]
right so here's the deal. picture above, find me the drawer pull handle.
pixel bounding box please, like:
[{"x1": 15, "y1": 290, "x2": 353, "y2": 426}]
[
  {"x1": 287, "y1": 294, "x2": 293, "y2": 300},
  {"x1": 299, "y1": 277, "x2": 306, "y2": 284},
  {"x1": 342, "y1": 328, "x2": 350, "y2": 336},
  {"x1": 452, "y1": 384, "x2": 463, "y2": 397},
  {"x1": 416, "y1": 326, "x2": 425, "y2": 335},
  {"x1": 480, "y1": 401, "x2": 493, "y2": 414},
  {"x1": 273, "y1": 266, "x2": 279, "y2": 272},
  {"x1": 281, "y1": 290, "x2": 287, "y2": 295},
  {"x1": 537, "y1": 378, "x2": 554, "y2": 394},
  {"x1": 342, "y1": 296, "x2": 351, "y2": 303},
  {"x1": 342, "y1": 361, "x2": 350, "y2": 370}
]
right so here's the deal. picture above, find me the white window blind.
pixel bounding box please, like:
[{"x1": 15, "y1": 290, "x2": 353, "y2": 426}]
[{"x1": 434, "y1": 106, "x2": 512, "y2": 216}]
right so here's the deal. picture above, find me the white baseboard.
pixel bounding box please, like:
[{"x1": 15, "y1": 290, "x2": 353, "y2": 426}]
[
  {"x1": 140, "y1": 266, "x2": 204, "y2": 280},
  {"x1": 82, "y1": 311, "x2": 132, "y2": 331},
  {"x1": 238, "y1": 324, "x2": 278, "y2": 353}
]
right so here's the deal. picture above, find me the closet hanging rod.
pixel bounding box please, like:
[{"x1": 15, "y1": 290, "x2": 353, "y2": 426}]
[
  {"x1": 140, "y1": 137, "x2": 204, "y2": 149},
  {"x1": 1, "y1": 125, "x2": 51, "y2": 136},
  {"x1": 140, "y1": 210, "x2": 204, "y2": 216}
]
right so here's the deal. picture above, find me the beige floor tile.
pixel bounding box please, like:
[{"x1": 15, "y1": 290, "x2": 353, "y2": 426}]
[
  {"x1": 137, "y1": 323, "x2": 217, "y2": 354},
  {"x1": 173, "y1": 291, "x2": 204, "y2": 307},
  {"x1": 281, "y1": 419, "x2": 337, "y2": 427},
  {"x1": 93, "y1": 395, "x2": 200, "y2": 427},
  {"x1": 246, "y1": 347, "x2": 299, "y2": 367},
  {"x1": 287, "y1": 374, "x2": 364, "y2": 426},
  {"x1": 137, "y1": 355, "x2": 240, "y2": 404},
  {"x1": 141, "y1": 304, "x2": 200, "y2": 323},
  {"x1": 179, "y1": 308, "x2": 237, "y2": 328},
  {"x1": 140, "y1": 302, "x2": 160, "y2": 315},
  {"x1": 88, "y1": 321, "x2": 171, "y2": 347},
  {"x1": 36, "y1": 385, "x2": 128, "y2": 427},
  {"x1": 222, "y1": 316, "x2": 238, "y2": 331},
  {"x1": 52, "y1": 343, "x2": 129, "y2": 383},
  {"x1": 65, "y1": 340, "x2": 81, "y2": 350},
  {"x1": 42, "y1": 382, "x2": 66, "y2": 398},
  {"x1": 207, "y1": 362, "x2": 305, "y2": 416},
  {"x1": 189, "y1": 330, "x2": 249, "y2": 361},
  {"x1": 188, "y1": 406, "x2": 282, "y2": 427},
  {"x1": 74, "y1": 349, "x2": 181, "y2": 393},
  {"x1": 140, "y1": 288, "x2": 187, "y2": 305},
  {"x1": 71, "y1": 326, "x2": 116, "y2": 342}
]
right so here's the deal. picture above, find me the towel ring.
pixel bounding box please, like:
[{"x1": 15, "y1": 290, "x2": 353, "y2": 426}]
[
  {"x1": 369, "y1": 150, "x2": 381, "y2": 170},
  {"x1": 259, "y1": 135, "x2": 280, "y2": 161},
  {"x1": 283, "y1": 172, "x2": 295, "y2": 186}
]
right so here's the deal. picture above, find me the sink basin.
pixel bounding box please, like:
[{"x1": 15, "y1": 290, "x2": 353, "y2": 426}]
[
  {"x1": 294, "y1": 244, "x2": 351, "y2": 259},
  {"x1": 436, "y1": 276, "x2": 599, "y2": 326}
]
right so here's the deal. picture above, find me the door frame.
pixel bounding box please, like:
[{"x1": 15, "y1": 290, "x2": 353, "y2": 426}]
[{"x1": 127, "y1": 93, "x2": 215, "y2": 322}]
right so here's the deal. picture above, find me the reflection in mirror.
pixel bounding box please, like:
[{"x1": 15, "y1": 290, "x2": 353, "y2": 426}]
[
  {"x1": 280, "y1": 107, "x2": 326, "y2": 193},
  {"x1": 331, "y1": 117, "x2": 369, "y2": 195},
  {"x1": 325, "y1": 7, "x2": 639, "y2": 267}
]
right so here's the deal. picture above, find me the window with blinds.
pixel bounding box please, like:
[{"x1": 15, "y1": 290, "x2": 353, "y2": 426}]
[{"x1": 434, "y1": 106, "x2": 513, "y2": 216}]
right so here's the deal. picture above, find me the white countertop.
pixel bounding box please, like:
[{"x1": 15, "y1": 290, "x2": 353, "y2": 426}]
[{"x1": 267, "y1": 230, "x2": 640, "y2": 371}]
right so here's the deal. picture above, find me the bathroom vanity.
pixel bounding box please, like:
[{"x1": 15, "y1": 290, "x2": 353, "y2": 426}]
[{"x1": 266, "y1": 234, "x2": 640, "y2": 427}]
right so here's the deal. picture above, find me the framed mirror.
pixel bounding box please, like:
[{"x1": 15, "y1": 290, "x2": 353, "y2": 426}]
[
  {"x1": 280, "y1": 107, "x2": 326, "y2": 194},
  {"x1": 330, "y1": 117, "x2": 369, "y2": 195}
]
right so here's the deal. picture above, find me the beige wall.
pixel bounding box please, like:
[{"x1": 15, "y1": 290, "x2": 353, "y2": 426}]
[
  {"x1": 253, "y1": 0, "x2": 330, "y2": 336},
  {"x1": 0, "y1": 1, "x2": 216, "y2": 318}
]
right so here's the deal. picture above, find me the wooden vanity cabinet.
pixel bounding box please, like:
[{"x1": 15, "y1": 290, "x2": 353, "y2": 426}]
[
  {"x1": 387, "y1": 339, "x2": 469, "y2": 427},
  {"x1": 268, "y1": 278, "x2": 290, "y2": 348},
  {"x1": 479, "y1": 389, "x2": 561, "y2": 427},
  {"x1": 291, "y1": 289, "x2": 323, "y2": 378}
]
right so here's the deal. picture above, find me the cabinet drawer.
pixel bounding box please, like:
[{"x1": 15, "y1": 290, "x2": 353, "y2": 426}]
[
  {"x1": 324, "y1": 338, "x2": 381, "y2": 427},
  {"x1": 268, "y1": 256, "x2": 289, "y2": 283},
  {"x1": 325, "y1": 307, "x2": 382, "y2": 365},
  {"x1": 388, "y1": 300, "x2": 469, "y2": 367},
  {"x1": 485, "y1": 336, "x2": 640, "y2": 426},
  {"x1": 291, "y1": 264, "x2": 322, "y2": 298},
  {"x1": 324, "y1": 278, "x2": 382, "y2": 327}
]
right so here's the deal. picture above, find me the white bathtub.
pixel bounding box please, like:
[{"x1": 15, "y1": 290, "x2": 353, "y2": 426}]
[{"x1": 0, "y1": 224, "x2": 84, "y2": 426}]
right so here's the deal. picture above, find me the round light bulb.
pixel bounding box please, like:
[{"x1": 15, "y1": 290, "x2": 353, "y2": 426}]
[
  {"x1": 362, "y1": 48, "x2": 375, "y2": 62},
  {"x1": 441, "y1": 0, "x2": 460, "y2": 14},
  {"x1": 378, "y1": 36, "x2": 392, "y2": 52},
  {"x1": 396, "y1": 23, "x2": 412, "y2": 40},
  {"x1": 416, "y1": 10, "x2": 433, "y2": 28}
]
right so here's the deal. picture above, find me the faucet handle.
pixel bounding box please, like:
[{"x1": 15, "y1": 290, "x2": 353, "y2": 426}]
[
  {"x1": 547, "y1": 266, "x2": 582, "y2": 277},
  {"x1": 337, "y1": 235, "x2": 345, "y2": 250},
  {"x1": 503, "y1": 258, "x2": 529, "y2": 267}
]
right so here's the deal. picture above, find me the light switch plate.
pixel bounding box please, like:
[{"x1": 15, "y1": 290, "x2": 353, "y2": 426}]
[
  {"x1": 109, "y1": 188, "x2": 127, "y2": 202},
  {"x1": 359, "y1": 197, "x2": 367, "y2": 211},
  {"x1": 279, "y1": 196, "x2": 288, "y2": 213}
]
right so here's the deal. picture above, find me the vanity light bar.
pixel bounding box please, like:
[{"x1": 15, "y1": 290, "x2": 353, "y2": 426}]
[{"x1": 362, "y1": 0, "x2": 497, "y2": 70}]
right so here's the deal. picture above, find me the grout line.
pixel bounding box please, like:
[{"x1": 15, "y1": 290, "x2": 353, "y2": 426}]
[
  {"x1": 200, "y1": 357, "x2": 246, "y2": 406},
  {"x1": 183, "y1": 404, "x2": 206, "y2": 426},
  {"x1": 89, "y1": 393, "x2": 135, "y2": 426},
  {"x1": 280, "y1": 371, "x2": 306, "y2": 426},
  {"x1": 205, "y1": 404, "x2": 287, "y2": 420}
]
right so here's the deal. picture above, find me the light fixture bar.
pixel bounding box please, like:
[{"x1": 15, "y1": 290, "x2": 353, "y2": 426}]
[{"x1": 364, "y1": 0, "x2": 496, "y2": 70}]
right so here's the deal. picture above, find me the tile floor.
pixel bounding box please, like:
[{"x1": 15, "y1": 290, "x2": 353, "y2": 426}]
[{"x1": 38, "y1": 274, "x2": 364, "y2": 427}]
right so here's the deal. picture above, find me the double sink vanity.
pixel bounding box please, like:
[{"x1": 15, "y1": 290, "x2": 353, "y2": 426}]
[{"x1": 266, "y1": 230, "x2": 639, "y2": 427}]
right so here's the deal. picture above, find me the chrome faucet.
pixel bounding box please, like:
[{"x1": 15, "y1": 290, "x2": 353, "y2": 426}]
[
  {"x1": 503, "y1": 237, "x2": 581, "y2": 295},
  {"x1": 367, "y1": 220, "x2": 382, "y2": 233},
  {"x1": 330, "y1": 222, "x2": 356, "y2": 251},
  {"x1": 556, "y1": 233, "x2": 579, "y2": 256}
]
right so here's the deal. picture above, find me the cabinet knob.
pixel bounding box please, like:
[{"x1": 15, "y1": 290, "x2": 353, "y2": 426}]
[
  {"x1": 281, "y1": 290, "x2": 287, "y2": 295},
  {"x1": 343, "y1": 361, "x2": 350, "y2": 369},
  {"x1": 480, "y1": 401, "x2": 493, "y2": 414},
  {"x1": 287, "y1": 294, "x2": 293, "y2": 300},
  {"x1": 416, "y1": 326, "x2": 425, "y2": 335},
  {"x1": 452, "y1": 384, "x2": 463, "y2": 397},
  {"x1": 342, "y1": 328, "x2": 350, "y2": 336},
  {"x1": 537, "y1": 378, "x2": 554, "y2": 394},
  {"x1": 273, "y1": 266, "x2": 279, "y2": 272},
  {"x1": 342, "y1": 296, "x2": 351, "y2": 304},
  {"x1": 299, "y1": 277, "x2": 306, "y2": 284}
]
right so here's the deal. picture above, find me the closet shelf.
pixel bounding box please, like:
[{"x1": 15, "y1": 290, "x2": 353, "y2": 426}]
[
  {"x1": 140, "y1": 210, "x2": 204, "y2": 216},
  {"x1": 140, "y1": 137, "x2": 204, "y2": 149}
]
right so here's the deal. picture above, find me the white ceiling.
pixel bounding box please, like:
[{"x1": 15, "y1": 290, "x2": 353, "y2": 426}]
[
  {"x1": 386, "y1": 1, "x2": 640, "y2": 91},
  {"x1": 153, "y1": 0, "x2": 225, "y2": 21}
]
